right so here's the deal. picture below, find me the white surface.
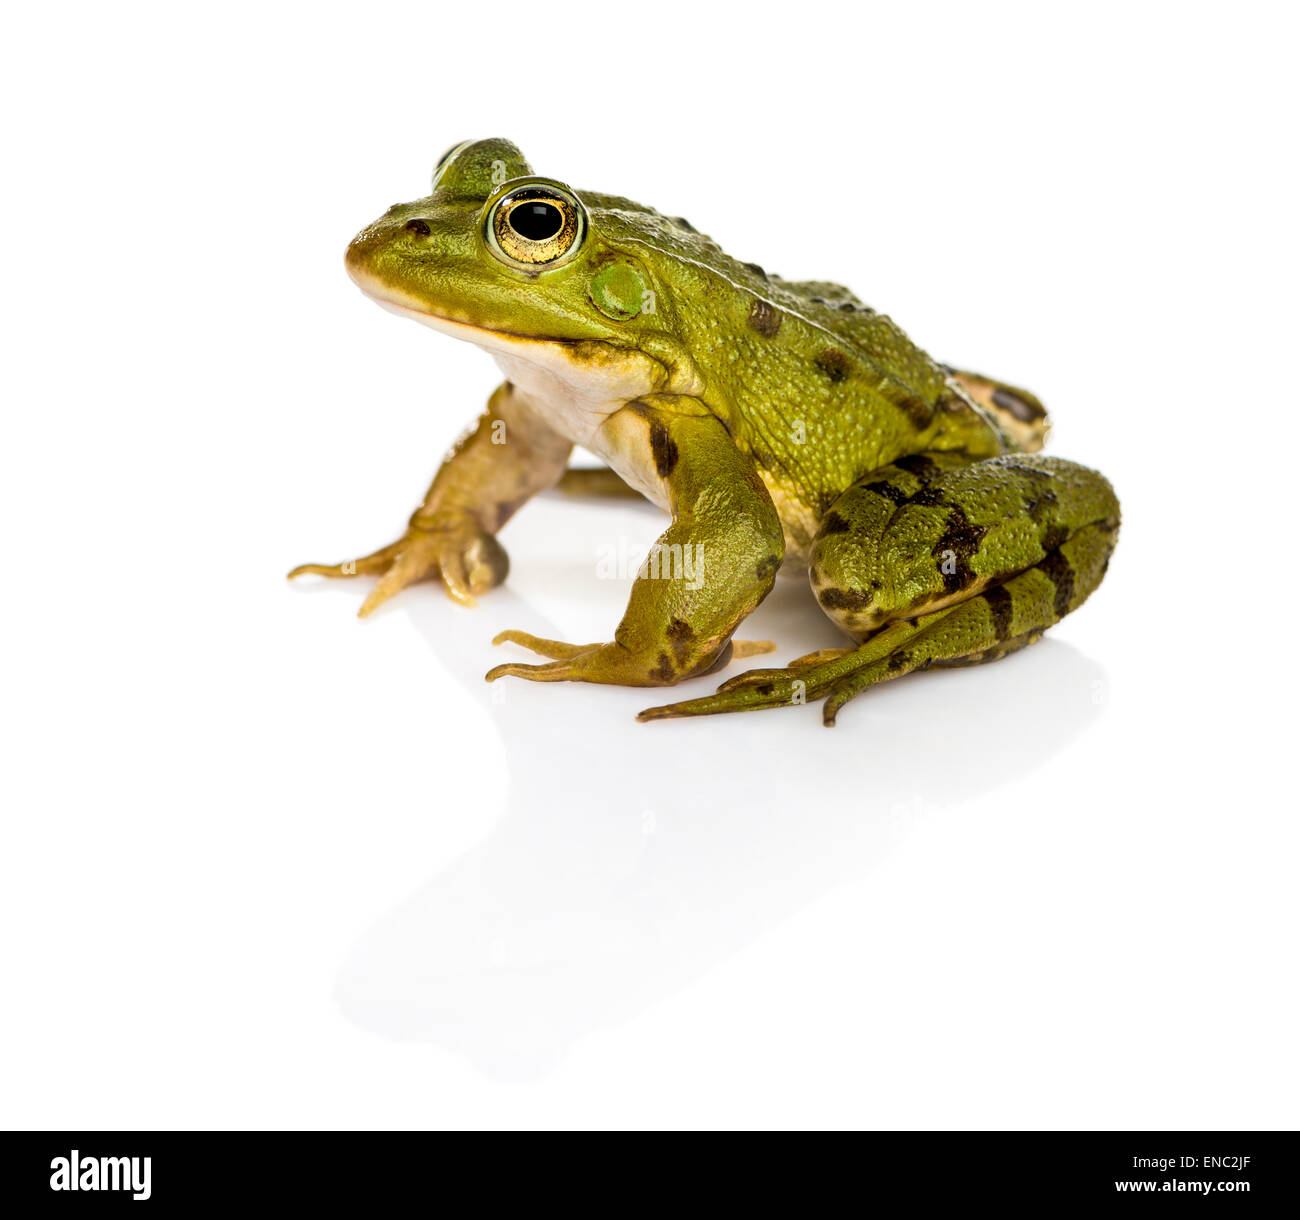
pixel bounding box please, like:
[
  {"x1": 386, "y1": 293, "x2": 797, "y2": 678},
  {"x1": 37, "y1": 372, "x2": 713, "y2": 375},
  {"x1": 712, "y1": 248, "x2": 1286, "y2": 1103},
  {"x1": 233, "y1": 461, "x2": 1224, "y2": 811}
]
[{"x1": 3, "y1": 2, "x2": 1297, "y2": 1129}]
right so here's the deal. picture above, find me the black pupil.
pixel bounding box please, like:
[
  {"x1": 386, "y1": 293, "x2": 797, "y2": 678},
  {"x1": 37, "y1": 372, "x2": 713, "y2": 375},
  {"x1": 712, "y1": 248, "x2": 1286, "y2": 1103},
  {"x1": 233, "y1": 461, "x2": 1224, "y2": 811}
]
[{"x1": 510, "y1": 201, "x2": 563, "y2": 242}]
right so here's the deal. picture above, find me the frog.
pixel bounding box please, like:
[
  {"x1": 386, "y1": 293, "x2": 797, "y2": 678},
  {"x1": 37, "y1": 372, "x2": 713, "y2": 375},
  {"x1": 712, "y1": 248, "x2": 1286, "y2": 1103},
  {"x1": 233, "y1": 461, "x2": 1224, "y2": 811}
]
[{"x1": 289, "y1": 138, "x2": 1120, "y2": 725}]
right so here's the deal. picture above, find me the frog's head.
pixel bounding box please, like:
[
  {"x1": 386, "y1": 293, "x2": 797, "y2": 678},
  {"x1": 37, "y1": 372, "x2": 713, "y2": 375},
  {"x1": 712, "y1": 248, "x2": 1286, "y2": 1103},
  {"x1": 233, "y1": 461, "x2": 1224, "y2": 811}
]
[{"x1": 345, "y1": 138, "x2": 693, "y2": 398}]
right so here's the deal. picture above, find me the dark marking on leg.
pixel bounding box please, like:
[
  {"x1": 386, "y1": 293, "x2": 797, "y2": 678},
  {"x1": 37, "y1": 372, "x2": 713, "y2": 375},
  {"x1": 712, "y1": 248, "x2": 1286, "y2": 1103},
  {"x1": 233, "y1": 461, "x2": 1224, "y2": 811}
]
[
  {"x1": 893, "y1": 453, "x2": 941, "y2": 482},
  {"x1": 666, "y1": 618, "x2": 694, "y2": 667},
  {"x1": 997, "y1": 457, "x2": 1055, "y2": 482},
  {"x1": 819, "y1": 587, "x2": 874, "y2": 611},
  {"x1": 648, "y1": 420, "x2": 679, "y2": 478},
  {"x1": 747, "y1": 298, "x2": 782, "y2": 337},
  {"x1": 887, "y1": 650, "x2": 910, "y2": 673},
  {"x1": 820, "y1": 511, "x2": 852, "y2": 535},
  {"x1": 1041, "y1": 524, "x2": 1069, "y2": 554},
  {"x1": 755, "y1": 555, "x2": 781, "y2": 580},
  {"x1": 814, "y1": 489, "x2": 840, "y2": 519},
  {"x1": 984, "y1": 584, "x2": 1014, "y2": 642},
  {"x1": 494, "y1": 496, "x2": 528, "y2": 524},
  {"x1": 908, "y1": 484, "x2": 948, "y2": 508},
  {"x1": 932, "y1": 506, "x2": 989, "y2": 593},
  {"x1": 650, "y1": 652, "x2": 675, "y2": 683},
  {"x1": 1025, "y1": 488, "x2": 1058, "y2": 522},
  {"x1": 868, "y1": 480, "x2": 912, "y2": 506},
  {"x1": 1040, "y1": 550, "x2": 1075, "y2": 618},
  {"x1": 815, "y1": 348, "x2": 851, "y2": 383}
]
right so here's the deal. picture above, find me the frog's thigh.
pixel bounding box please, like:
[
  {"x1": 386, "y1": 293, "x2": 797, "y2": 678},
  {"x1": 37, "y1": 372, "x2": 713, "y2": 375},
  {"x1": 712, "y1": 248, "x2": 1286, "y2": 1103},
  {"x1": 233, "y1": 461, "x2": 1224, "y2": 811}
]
[{"x1": 810, "y1": 453, "x2": 1121, "y2": 647}]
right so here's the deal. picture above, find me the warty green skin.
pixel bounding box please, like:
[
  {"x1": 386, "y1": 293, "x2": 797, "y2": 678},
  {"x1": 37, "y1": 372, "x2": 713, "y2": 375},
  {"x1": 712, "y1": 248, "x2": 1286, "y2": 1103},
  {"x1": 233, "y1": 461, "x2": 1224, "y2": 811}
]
[{"x1": 290, "y1": 138, "x2": 1120, "y2": 724}]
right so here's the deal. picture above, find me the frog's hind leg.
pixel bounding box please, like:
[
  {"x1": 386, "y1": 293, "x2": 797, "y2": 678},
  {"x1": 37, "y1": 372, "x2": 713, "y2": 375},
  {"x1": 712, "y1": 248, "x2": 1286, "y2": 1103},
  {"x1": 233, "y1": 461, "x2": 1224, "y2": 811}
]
[
  {"x1": 816, "y1": 538, "x2": 1110, "y2": 724},
  {"x1": 638, "y1": 453, "x2": 1119, "y2": 725}
]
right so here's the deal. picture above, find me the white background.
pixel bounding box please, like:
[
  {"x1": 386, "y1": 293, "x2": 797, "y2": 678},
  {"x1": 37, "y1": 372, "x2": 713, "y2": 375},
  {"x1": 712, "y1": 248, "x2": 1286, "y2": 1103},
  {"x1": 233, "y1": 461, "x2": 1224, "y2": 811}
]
[{"x1": 4, "y1": 2, "x2": 1297, "y2": 1129}]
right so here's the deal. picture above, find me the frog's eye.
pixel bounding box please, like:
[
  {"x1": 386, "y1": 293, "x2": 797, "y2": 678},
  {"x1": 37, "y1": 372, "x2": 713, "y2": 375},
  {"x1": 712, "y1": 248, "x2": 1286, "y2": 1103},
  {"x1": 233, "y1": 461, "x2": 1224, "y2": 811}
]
[{"x1": 486, "y1": 185, "x2": 585, "y2": 269}]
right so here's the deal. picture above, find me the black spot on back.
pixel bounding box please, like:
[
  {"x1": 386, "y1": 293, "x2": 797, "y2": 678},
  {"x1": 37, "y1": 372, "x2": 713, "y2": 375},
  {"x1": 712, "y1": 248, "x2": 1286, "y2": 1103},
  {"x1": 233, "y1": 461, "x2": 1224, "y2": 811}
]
[
  {"x1": 747, "y1": 298, "x2": 782, "y2": 337},
  {"x1": 892, "y1": 391, "x2": 935, "y2": 429},
  {"x1": 820, "y1": 511, "x2": 852, "y2": 535},
  {"x1": 815, "y1": 348, "x2": 851, "y2": 383}
]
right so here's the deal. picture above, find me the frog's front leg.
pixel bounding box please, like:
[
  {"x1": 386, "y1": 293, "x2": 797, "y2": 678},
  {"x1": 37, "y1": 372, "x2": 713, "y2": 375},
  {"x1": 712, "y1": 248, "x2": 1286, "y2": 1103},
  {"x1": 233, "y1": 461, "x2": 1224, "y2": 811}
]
[
  {"x1": 486, "y1": 400, "x2": 785, "y2": 688},
  {"x1": 288, "y1": 381, "x2": 572, "y2": 614}
]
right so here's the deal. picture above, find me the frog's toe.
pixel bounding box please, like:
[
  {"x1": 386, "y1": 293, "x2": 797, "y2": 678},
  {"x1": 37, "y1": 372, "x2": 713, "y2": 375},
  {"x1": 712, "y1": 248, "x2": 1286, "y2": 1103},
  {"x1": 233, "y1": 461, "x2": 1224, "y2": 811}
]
[
  {"x1": 714, "y1": 650, "x2": 849, "y2": 695},
  {"x1": 714, "y1": 666, "x2": 800, "y2": 694},
  {"x1": 287, "y1": 540, "x2": 404, "y2": 582},
  {"x1": 356, "y1": 541, "x2": 448, "y2": 616},
  {"x1": 490, "y1": 630, "x2": 600, "y2": 660},
  {"x1": 639, "y1": 647, "x2": 862, "y2": 721},
  {"x1": 636, "y1": 676, "x2": 808, "y2": 721},
  {"x1": 484, "y1": 658, "x2": 584, "y2": 683},
  {"x1": 730, "y1": 640, "x2": 778, "y2": 659},
  {"x1": 290, "y1": 518, "x2": 509, "y2": 616},
  {"x1": 485, "y1": 631, "x2": 610, "y2": 681},
  {"x1": 785, "y1": 647, "x2": 853, "y2": 669}
]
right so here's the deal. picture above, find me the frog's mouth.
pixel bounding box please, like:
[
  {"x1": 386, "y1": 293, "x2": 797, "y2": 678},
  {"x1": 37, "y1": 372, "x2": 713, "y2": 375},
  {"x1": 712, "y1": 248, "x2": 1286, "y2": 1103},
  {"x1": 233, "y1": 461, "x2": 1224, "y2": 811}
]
[{"x1": 348, "y1": 266, "x2": 575, "y2": 358}]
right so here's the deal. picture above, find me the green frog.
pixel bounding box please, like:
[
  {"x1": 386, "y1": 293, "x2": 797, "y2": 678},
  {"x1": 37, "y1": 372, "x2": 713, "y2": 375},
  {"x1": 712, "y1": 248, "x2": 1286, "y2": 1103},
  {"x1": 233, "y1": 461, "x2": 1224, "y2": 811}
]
[{"x1": 290, "y1": 138, "x2": 1119, "y2": 725}]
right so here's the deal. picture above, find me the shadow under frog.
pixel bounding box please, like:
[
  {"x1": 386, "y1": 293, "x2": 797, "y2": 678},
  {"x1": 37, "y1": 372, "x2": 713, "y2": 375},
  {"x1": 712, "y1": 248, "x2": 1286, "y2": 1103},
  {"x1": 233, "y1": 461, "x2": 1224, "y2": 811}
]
[{"x1": 320, "y1": 493, "x2": 1107, "y2": 1080}]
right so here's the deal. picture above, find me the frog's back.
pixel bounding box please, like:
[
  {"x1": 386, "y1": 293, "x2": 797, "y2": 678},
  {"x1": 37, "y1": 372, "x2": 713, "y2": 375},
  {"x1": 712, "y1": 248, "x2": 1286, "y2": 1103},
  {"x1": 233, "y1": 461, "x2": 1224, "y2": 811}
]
[{"x1": 585, "y1": 194, "x2": 1037, "y2": 556}]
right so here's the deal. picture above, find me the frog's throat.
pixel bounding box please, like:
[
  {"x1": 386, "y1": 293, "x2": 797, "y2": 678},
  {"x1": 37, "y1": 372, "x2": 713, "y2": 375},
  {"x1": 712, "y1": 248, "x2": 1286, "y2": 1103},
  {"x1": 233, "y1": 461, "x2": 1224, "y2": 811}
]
[{"x1": 347, "y1": 270, "x2": 687, "y2": 449}]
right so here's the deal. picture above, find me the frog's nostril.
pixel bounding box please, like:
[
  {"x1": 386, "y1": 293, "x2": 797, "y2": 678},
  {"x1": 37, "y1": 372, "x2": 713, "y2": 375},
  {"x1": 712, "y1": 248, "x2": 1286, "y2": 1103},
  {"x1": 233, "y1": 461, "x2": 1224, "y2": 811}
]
[{"x1": 405, "y1": 218, "x2": 431, "y2": 236}]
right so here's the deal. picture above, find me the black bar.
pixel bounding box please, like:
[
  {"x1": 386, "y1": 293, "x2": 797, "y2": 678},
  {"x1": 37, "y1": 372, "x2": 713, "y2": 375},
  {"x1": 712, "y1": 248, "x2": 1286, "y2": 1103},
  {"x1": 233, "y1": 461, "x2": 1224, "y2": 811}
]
[{"x1": 4, "y1": 1131, "x2": 1293, "y2": 1208}]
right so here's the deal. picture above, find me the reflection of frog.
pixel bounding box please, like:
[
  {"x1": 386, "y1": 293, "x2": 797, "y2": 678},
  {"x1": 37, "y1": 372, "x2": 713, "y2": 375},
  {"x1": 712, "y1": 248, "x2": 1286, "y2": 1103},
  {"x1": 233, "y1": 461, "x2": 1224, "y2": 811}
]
[{"x1": 291, "y1": 139, "x2": 1119, "y2": 724}]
